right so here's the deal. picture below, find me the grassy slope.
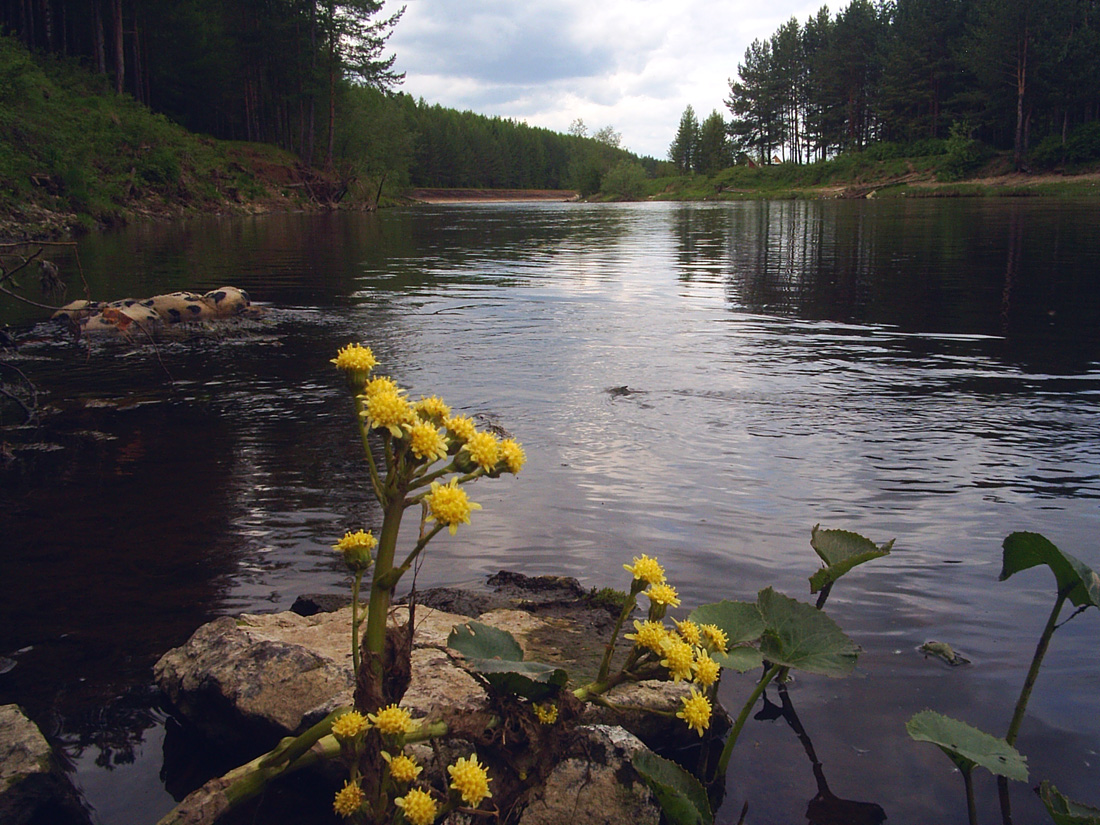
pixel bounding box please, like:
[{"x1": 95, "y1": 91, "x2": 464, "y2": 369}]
[
  {"x1": 0, "y1": 35, "x2": 336, "y2": 242},
  {"x1": 642, "y1": 151, "x2": 1100, "y2": 202}
]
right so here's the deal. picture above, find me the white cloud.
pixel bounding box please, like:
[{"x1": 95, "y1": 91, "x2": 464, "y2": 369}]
[{"x1": 384, "y1": 0, "x2": 848, "y2": 159}]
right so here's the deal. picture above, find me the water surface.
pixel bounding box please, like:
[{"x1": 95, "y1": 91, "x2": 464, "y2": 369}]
[{"x1": 2, "y1": 200, "x2": 1099, "y2": 824}]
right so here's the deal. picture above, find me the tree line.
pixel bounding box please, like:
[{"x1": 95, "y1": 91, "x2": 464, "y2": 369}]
[{"x1": 712, "y1": 0, "x2": 1100, "y2": 170}]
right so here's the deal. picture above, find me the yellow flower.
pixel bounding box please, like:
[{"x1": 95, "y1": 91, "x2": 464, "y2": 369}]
[
  {"x1": 499, "y1": 438, "x2": 526, "y2": 474},
  {"x1": 447, "y1": 754, "x2": 493, "y2": 807},
  {"x1": 414, "y1": 395, "x2": 451, "y2": 422},
  {"x1": 534, "y1": 702, "x2": 558, "y2": 725},
  {"x1": 674, "y1": 619, "x2": 702, "y2": 647},
  {"x1": 333, "y1": 529, "x2": 376, "y2": 571},
  {"x1": 659, "y1": 636, "x2": 695, "y2": 682},
  {"x1": 700, "y1": 624, "x2": 729, "y2": 654},
  {"x1": 407, "y1": 421, "x2": 450, "y2": 463},
  {"x1": 677, "y1": 688, "x2": 712, "y2": 736},
  {"x1": 368, "y1": 704, "x2": 415, "y2": 736},
  {"x1": 462, "y1": 430, "x2": 501, "y2": 471},
  {"x1": 333, "y1": 780, "x2": 364, "y2": 817},
  {"x1": 444, "y1": 414, "x2": 477, "y2": 445},
  {"x1": 645, "y1": 583, "x2": 680, "y2": 608},
  {"x1": 331, "y1": 343, "x2": 378, "y2": 377},
  {"x1": 362, "y1": 375, "x2": 400, "y2": 398},
  {"x1": 363, "y1": 388, "x2": 414, "y2": 437},
  {"x1": 692, "y1": 650, "x2": 721, "y2": 688},
  {"x1": 331, "y1": 710, "x2": 369, "y2": 741},
  {"x1": 623, "y1": 554, "x2": 666, "y2": 586},
  {"x1": 624, "y1": 619, "x2": 669, "y2": 654},
  {"x1": 382, "y1": 751, "x2": 423, "y2": 784},
  {"x1": 424, "y1": 478, "x2": 481, "y2": 535},
  {"x1": 394, "y1": 788, "x2": 438, "y2": 825}
]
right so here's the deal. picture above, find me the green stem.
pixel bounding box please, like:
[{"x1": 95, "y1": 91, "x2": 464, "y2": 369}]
[
  {"x1": 715, "y1": 663, "x2": 782, "y2": 780},
  {"x1": 354, "y1": 397, "x2": 386, "y2": 503},
  {"x1": 1005, "y1": 589, "x2": 1067, "y2": 745},
  {"x1": 383, "y1": 523, "x2": 446, "y2": 587},
  {"x1": 963, "y1": 767, "x2": 978, "y2": 825},
  {"x1": 597, "y1": 590, "x2": 639, "y2": 684},
  {"x1": 351, "y1": 569, "x2": 364, "y2": 673},
  {"x1": 364, "y1": 497, "x2": 406, "y2": 667},
  {"x1": 998, "y1": 588, "x2": 1068, "y2": 825}
]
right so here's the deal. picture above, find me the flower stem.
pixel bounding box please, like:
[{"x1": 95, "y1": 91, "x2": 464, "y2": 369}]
[
  {"x1": 714, "y1": 663, "x2": 781, "y2": 780},
  {"x1": 597, "y1": 591, "x2": 638, "y2": 684}
]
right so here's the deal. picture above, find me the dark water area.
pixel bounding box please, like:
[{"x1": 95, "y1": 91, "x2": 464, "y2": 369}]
[{"x1": 2, "y1": 199, "x2": 1099, "y2": 824}]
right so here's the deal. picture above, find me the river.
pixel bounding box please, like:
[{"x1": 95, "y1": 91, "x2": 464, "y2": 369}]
[{"x1": 2, "y1": 199, "x2": 1099, "y2": 824}]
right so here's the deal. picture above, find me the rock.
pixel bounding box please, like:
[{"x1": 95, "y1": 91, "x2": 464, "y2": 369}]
[
  {"x1": 155, "y1": 585, "x2": 698, "y2": 752},
  {"x1": 515, "y1": 725, "x2": 661, "y2": 825},
  {"x1": 0, "y1": 704, "x2": 89, "y2": 825}
]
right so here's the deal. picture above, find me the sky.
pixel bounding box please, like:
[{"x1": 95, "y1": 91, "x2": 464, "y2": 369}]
[{"x1": 382, "y1": 0, "x2": 849, "y2": 160}]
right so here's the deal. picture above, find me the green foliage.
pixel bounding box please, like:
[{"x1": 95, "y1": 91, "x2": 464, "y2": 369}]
[
  {"x1": 1000, "y1": 532, "x2": 1100, "y2": 608},
  {"x1": 1040, "y1": 781, "x2": 1100, "y2": 825},
  {"x1": 633, "y1": 750, "x2": 714, "y2": 825},
  {"x1": 939, "y1": 121, "x2": 993, "y2": 181},
  {"x1": 809, "y1": 524, "x2": 894, "y2": 594},
  {"x1": 688, "y1": 599, "x2": 765, "y2": 672},
  {"x1": 1032, "y1": 123, "x2": 1100, "y2": 170},
  {"x1": 906, "y1": 710, "x2": 1028, "y2": 781},
  {"x1": 757, "y1": 588, "x2": 860, "y2": 677},
  {"x1": 447, "y1": 621, "x2": 568, "y2": 701},
  {"x1": 599, "y1": 161, "x2": 648, "y2": 200}
]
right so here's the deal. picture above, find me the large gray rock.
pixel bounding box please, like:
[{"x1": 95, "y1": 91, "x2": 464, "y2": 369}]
[
  {"x1": 515, "y1": 725, "x2": 661, "y2": 825},
  {"x1": 0, "y1": 705, "x2": 89, "y2": 825}
]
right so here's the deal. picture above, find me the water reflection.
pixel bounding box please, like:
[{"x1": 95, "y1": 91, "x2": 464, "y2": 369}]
[{"x1": 2, "y1": 200, "x2": 1099, "y2": 825}]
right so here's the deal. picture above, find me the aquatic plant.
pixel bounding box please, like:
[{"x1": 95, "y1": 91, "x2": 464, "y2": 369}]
[{"x1": 907, "y1": 531, "x2": 1100, "y2": 825}]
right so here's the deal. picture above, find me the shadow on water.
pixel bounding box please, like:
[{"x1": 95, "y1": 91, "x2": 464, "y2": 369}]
[{"x1": 2, "y1": 200, "x2": 1099, "y2": 824}]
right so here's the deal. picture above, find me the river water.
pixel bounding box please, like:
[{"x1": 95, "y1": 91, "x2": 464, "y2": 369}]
[{"x1": 2, "y1": 199, "x2": 1099, "y2": 824}]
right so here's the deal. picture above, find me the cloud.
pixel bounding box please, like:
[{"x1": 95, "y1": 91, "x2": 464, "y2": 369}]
[{"x1": 384, "y1": 0, "x2": 848, "y2": 159}]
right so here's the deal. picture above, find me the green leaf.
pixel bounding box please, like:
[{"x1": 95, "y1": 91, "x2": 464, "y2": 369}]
[
  {"x1": 711, "y1": 645, "x2": 764, "y2": 673},
  {"x1": 688, "y1": 600, "x2": 765, "y2": 645},
  {"x1": 447, "y1": 621, "x2": 525, "y2": 662},
  {"x1": 906, "y1": 710, "x2": 1028, "y2": 782},
  {"x1": 468, "y1": 659, "x2": 569, "y2": 702},
  {"x1": 1000, "y1": 532, "x2": 1100, "y2": 608},
  {"x1": 1039, "y1": 781, "x2": 1100, "y2": 825},
  {"x1": 756, "y1": 588, "x2": 859, "y2": 677},
  {"x1": 809, "y1": 525, "x2": 894, "y2": 594},
  {"x1": 633, "y1": 750, "x2": 713, "y2": 825}
]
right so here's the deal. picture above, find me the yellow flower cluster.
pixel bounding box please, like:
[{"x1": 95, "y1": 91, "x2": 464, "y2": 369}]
[
  {"x1": 395, "y1": 788, "x2": 438, "y2": 825},
  {"x1": 333, "y1": 780, "x2": 364, "y2": 817},
  {"x1": 333, "y1": 529, "x2": 376, "y2": 572},
  {"x1": 677, "y1": 688, "x2": 713, "y2": 736},
  {"x1": 368, "y1": 704, "x2": 416, "y2": 736},
  {"x1": 625, "y1": 619, "x2": 669, "y2": 653},
  {"x1": 331, "y1": 710, "x2": 369, "y2": 741},
  {"x1": 448, "y1": 755, "x2": 493, "y2": 807},
  {"x1": 425, "y1": 478, "x2": 481, "y2": 535},
  {"x1": 534, "y1": 702, "x2": 559, "y2": 725},
  {"x1": 407, "y1": 420, "x2": 450, "y2": 463},
  {"x1": 382, "y1": 750, "x2": 423, "y2": 784},
  {"x1": 363, "y1": 387, "x2": 415, "y2": 437},
  {"x1": 700, "y1": 623, "x2": 729, "y2": 653},
  {"x1": 414, "y1": 395, "x2": 450, "y2": 422},
  {"x1": 623, "y1": 554, "x2": 666, "y2": 586},
  {"x1": 645, "y1": 583, "x2": 681, "y2": 608},
  {"x1": 444, "y1": 414, "x2": 477, "y2": 444},
  {"x1": 331, "y1": 344, "x2": 378, "y2": 387},
  {"x1": 463, "y1": 431, "x2": 501, "y2": 471},
  {"x1": 500, "y1": 438, "x2": 526, "y2": 474},
  {"x1": 660, "y1": 636, "x2": 696, "y2": 682}
]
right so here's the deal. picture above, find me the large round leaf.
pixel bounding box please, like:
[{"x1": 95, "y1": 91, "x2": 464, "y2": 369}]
[
  {"x1": 1000, "y1": 532, "x2": 1100, "y2": 608},
  {"x1": 447, "y1": 621, "x2": 524, "y2": 661},
  {"x1": 809, "y1": 525, "x2": 894, "y2": 594},
  {"x1": 906, "y1": 710, "x2": 1028, "y2": 781},
  {"x1": 469, "y1": 659, "x2": 569, "y2": 702},
  {"x1": 688, "y1": 600, "x2": 765, "y2": 645},
  {"x1": 756, "y1": 588, "x2": 859, "y2": 677}
]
